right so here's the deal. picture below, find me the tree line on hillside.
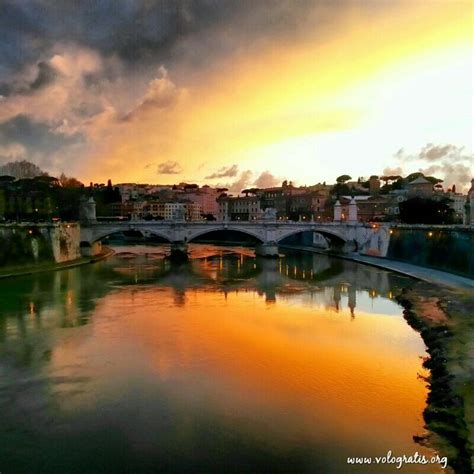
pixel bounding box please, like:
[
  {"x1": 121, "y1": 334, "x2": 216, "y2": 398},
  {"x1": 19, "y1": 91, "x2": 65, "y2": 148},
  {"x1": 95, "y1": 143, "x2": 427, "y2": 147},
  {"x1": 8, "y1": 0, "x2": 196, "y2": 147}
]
[
  {"x1": 0, "y1": 161, "x2": 120, "y2": 221},
  {"x1": 330, "y1": 172, "x2": 444, "y2": 197}
]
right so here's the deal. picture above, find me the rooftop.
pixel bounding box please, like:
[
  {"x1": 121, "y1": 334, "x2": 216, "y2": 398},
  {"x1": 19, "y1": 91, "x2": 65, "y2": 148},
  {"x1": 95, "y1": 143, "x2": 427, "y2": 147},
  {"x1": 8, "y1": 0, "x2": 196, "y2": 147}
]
[{"x1": 409, "y1": 177, "x2": 431, "y2": 185}]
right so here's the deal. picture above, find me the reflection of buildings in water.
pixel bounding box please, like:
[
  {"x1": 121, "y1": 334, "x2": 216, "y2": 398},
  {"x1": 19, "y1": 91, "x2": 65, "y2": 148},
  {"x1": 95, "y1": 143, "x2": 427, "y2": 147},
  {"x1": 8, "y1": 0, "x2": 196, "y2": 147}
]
[
  {"x1": 254, "y1": 259, "x2": 281, "y2": 303},
  {"x1": 190, "y1": 250, "x2": 396, "y2": 310},
  {"x1": 310, "y1": 254, "x2": 332, "y2": 274},
  {"x1": 348, "y1": 285, "x2": 356, "y2": 318},
  {"x1": 0, "y1": 271, "x2": 83, "y2": 367},
  {"x1": 333, "y1": 285, "x2": 341, "y2": 312},
  {"x1": 0, "y1": 263, "x2": 121, "y2": 363},
  {"x1": 0, "y1": 248, "x2": 402, "y2": 353},
  {"x1": 173, "y1": 288, "x2": 186, "y2": 306}
]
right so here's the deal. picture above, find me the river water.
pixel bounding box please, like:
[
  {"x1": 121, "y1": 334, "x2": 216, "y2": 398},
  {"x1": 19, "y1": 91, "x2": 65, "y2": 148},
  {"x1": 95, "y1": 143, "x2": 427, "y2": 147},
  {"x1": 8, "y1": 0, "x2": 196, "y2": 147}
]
[{"x1": 0, "y1": 244, "x2": 442, "y2": 473}]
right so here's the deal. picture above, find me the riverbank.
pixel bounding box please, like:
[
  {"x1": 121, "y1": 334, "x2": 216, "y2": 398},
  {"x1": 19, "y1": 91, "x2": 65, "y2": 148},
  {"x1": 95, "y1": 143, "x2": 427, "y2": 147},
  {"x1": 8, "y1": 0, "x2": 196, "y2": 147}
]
[
  {"x1": 397, "y1": 283, "x2": 474, "y2": 473},
  {"x1": 281, "y1": 244, "x2": 474, "y2": 472},
  {"x1": 0, "y1": 247, "x2": 115, "y2": 279}
]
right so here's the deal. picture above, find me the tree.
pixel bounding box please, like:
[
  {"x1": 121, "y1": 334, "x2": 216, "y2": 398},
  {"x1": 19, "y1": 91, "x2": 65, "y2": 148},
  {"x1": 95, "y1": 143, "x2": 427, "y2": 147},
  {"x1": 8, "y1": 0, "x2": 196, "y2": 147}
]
[
  {"x1": 59, "y1": 173, "x2": 84, "y2": 188},
  {"x1": 425, "y1": 176, "x2": 443, "y2": 185},
  {"x1": 0, "y1": 175, "x2": 16, "y2": 184},
  {"x1": 330, "y1": 183, "x2": 351, "y2": 197},
  {"x1": 33, "y1": 175, "x2": 61, "y2": 187},
  {"x1": 0, "y1": 188, "x2": 6, "y2": 219},
  {"x1": 399, "y1": 197, "x2": 455, "y2": 224},
  {"x1": 102, "y1": 179, "x2": 120, "y2": 204},
  {"x1": 242, "y1": 188, "x2": 261, "y2": 196},
  {"x1": 0, "y1": 160, "x2": 47, "y2": 179},
  {"x1": 336, "y1": 175, "x2": 352, "y2": 184},
  {"x1": 405, "y1": 172, "x2": 425, "y2": 182},
  {"x1": 184, "y1": 184, "x2": 199, "y2": 191}
]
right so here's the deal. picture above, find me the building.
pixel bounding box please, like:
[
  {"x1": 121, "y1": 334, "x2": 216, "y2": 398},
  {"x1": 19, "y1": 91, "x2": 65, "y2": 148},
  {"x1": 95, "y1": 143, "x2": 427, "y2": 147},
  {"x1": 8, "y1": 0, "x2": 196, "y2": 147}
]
[
  {"x1": 181, "y1": 185, "x2": 220, "y2": 217},
  {"x1": 445, "y1": 191, "x2": 467, "y2": 223},
  {"x1": 369, "y1": 176, "x2": 380, "y2": 195},
  {"x1": 164, "y1": 203, "x2": 186, "y2": 220},
  {"x1": 218, "y1": 196, "x2": 261, "y2": 221},
  {"x1": 144, "y1": 201, "x2": 203, "y2": 221},
  {"x1": 185, "y1": 202, "x2": 203, "y2": 221},
  {"x1": 260, "y1": 181, "x2": 327, "y2": 220},
  {"x1": 144, "y1": 201, "x2": 165, "y2": 219},
  {"x1": 407, "y1": 177, "x2": 433, "y2": 198},
  {"x1": 466, "y1": 178, "x2": 474, "y2": 226},
  {"x1": 104, "y1": 200, "x2": 146, "y2": 220},
  {"x1": 383, "y1": 191, "x2": 407, "y2": 220},
  {"x1": 116, "y1": 183, "x2": 147, "y2": 202},
  {"x1": 339, "y1": 195, "x2": 389, "y2": 222}
]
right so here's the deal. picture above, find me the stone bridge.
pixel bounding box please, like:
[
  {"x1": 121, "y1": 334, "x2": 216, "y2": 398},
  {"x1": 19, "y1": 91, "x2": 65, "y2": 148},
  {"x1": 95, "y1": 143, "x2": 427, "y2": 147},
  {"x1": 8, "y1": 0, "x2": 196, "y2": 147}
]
[{"x1": 79, "y1": 220, "x2": 391, "y2": 259}]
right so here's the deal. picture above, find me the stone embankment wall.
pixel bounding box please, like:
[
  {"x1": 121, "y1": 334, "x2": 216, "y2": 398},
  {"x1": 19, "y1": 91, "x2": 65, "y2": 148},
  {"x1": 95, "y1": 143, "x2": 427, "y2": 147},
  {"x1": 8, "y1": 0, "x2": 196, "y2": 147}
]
[
  {"x1": 0, "y1": 223, "x2": 81, "y2": 268},
  {"x1": 309, "y1": 224, "x2": 473, "y2": 278},
  {"x1": 387, "y1": 226, "x2": 474, "y2": 278}
]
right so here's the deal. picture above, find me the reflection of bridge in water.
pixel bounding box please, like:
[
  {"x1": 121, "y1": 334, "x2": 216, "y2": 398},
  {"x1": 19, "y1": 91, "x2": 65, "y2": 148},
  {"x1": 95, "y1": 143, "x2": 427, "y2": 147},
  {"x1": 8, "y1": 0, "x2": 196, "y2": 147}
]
[
  {"x1": 0, "y1": 247, "x2": 407, "y2": 352},
  {"x1": 108, "y1": 247, "x2": 403, "y2": 314}
]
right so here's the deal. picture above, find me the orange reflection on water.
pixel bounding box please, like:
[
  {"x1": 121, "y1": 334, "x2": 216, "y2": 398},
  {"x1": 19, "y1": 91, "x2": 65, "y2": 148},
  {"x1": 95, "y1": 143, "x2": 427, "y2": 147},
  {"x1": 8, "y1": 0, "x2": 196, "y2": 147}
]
[{"x1": 49, "y1": 285, "x2": 429, "y2": 457}]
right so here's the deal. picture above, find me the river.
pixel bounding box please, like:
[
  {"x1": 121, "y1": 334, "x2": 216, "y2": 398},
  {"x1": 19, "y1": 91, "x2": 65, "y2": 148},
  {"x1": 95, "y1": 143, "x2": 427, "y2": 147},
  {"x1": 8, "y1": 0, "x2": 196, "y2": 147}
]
[{"x1": 0, "y1": 244, "x2": 443, "y2": 473}]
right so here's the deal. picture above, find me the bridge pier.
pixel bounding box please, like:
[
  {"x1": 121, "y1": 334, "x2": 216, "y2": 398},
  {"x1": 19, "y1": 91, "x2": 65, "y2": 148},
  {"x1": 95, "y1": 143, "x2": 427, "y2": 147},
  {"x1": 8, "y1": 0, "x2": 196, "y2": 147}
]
[
  {"x1": 169, "y1": 241, "x2": 189, "y2": 262},
  {"x1": 255, "y1": 242, "x2": 280, "y2": 258},
  {"x1": 80, "y1": 240, "x2": 102, "y2": 257}
]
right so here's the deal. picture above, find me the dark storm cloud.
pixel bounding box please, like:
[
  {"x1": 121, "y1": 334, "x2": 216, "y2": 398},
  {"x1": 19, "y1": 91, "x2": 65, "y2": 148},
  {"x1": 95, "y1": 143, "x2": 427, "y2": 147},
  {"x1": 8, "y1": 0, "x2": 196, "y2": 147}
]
[
  {"x1": 29, "y1": 61, "x2": 58, "y2": 91},
  {"x1": 1, "y1": 0, "x2": 361, "y2": 77},
  {"x1": 1, "y1": 0, "x2": 230, "y2": 75},
  {"x1": 0, "y1": 61, "x2": 58, "y2": 98},
  {"x1": 0, "y1": 2, "x2": 42, "y2": 77},
  {"x1": 0, "y1": 115, "x2": 83, "y2": 166}
]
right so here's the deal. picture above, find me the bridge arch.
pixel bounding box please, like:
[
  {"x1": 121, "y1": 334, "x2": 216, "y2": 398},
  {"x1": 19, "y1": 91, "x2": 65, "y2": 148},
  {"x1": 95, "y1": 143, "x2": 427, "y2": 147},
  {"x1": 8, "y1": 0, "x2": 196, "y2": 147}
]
[
  {"x1": 88, "y1": 226, "x2": 173, "y2": 244},
  {"x1": 276, "y1": 228, "x2": 347, "y2": 245},
  {"x1": 186, "y1": 226, "x2": 265, "y2": 243}
]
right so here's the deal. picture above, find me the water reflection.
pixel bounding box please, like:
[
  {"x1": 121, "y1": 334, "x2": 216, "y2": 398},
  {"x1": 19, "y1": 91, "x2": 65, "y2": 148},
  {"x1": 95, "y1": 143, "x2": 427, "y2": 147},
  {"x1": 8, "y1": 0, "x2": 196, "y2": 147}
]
[
  {"x1": 0, "y1": 245, "x2": 408, "y2": 337},
  {"x1": 0, "y1": 245, "x2": 435, "y2": 473}
]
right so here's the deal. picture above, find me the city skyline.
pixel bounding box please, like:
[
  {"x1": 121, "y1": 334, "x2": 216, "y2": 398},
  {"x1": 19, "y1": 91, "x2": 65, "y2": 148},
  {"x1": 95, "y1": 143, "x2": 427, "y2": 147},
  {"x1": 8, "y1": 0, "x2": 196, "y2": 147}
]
[{"x1": 0, "y1": 1, "x2": 473, "y2": 191}]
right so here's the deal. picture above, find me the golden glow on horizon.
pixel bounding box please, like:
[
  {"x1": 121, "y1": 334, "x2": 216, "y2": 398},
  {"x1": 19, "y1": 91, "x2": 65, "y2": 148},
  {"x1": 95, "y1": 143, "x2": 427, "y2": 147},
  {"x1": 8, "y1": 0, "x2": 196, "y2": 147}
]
[{"x1": 85, "y1": 1, "x2": 473, "y2": 186}]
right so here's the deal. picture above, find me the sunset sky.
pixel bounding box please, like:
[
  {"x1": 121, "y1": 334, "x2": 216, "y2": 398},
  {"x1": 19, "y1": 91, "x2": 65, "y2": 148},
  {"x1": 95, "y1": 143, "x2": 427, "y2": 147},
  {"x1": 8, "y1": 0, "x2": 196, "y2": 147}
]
[{"x1": 0, "y1": 0, "x2": 472, "y2": 191}]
